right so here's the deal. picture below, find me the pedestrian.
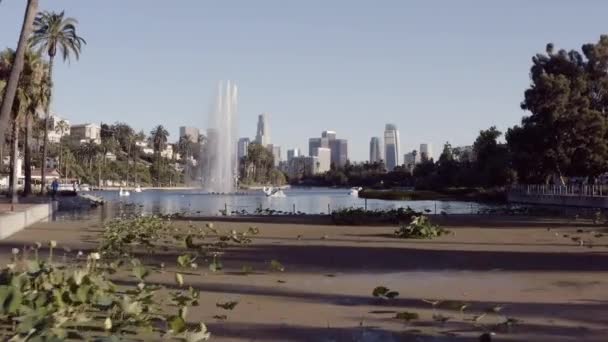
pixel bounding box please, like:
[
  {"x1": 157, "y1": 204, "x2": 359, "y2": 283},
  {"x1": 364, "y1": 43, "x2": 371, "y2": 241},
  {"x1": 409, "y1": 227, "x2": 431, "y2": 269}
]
[{"x1": 51, "y1": 178, "x2": 59, "y2": 200}]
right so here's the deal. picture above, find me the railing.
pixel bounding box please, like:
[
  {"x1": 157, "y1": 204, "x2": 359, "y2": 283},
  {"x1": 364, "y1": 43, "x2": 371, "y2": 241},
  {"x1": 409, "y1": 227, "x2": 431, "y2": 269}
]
[{"x1": 509, "y1": 184, "x2": 608, "y2": 197}]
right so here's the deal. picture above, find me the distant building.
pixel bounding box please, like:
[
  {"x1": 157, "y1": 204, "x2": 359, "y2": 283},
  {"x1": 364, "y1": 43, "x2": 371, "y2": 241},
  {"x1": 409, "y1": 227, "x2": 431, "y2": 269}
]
[
  {"x1": 267, "y1": 144, "x2": 281, "y2": 167},
  {"x1": 384, "y1": 124, "x2": 400, "y2": 171},
  {"x1": 179, "y1": 126, "x2": 200, "y2": 143},
  {"x1": 315, "y1": 147, "x2": 331, "y2": 173},
  {"x1": 453, "y1": 145, "x2": 475, "y2": 162},
  {"x1": 309, "y1": 131, "x2": 348, "y2": 168},
  {"x1": 403, "y1": 151, "x2": 420, "y2": 172},
  {"x1": 286, "y1": 155, "x2": 320, "y2": 179},
  {"x1": 369, "y1": 137, "x2": 382, "y2": 163},
  {"x1": 287, "y1": 148, "x2": 300, "y2": 161},
  {"x1": 255, "y1": 113, "x2": 271, "y2": 146},
  {"x1": 70, "y1": 123, "x2": 101, "y2": 144},
  {"x1": 237, "y1": 138, "x2": 250, "y2": 160},
  {"x1": 420, "y1": 143, "x2": 433, "y2": 161},
  {"x1": 47, "y1": 114, "x2": 70, "y2": 143}
]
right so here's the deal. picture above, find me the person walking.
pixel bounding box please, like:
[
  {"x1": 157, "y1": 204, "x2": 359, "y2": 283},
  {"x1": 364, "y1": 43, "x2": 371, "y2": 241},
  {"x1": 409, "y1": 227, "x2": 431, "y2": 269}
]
[{"x1": 51, "y1": 178, "x2": 59, "y2": 200}]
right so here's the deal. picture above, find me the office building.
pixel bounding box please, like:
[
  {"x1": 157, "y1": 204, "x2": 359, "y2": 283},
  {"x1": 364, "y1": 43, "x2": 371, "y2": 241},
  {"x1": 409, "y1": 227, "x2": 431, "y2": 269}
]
[
  {"x1": 286, "y1": 155, "x2": 321, "y2": 179},
  {"x1": 403, "y1": 151, "x2": 420, "y2": 172},
  {"x1": 179, "y1": 126, "x2": 200, "y2": 143},
  {"x1": 369, "y1": 137, "x2": 382, "y2": 163},
  {"x1": 384, "y1": 124, "x2": 400, "y2": 171},
  {"x1": 287, "y1": 148, "x2": 300, "y2": 161},
  {"x1": 267, "y1": 144, "x2": 281, "y2": 167},
  {"x1": 315, "y1": 147, "x2": 331, "y2": 173},
  {"x1": 420, "y1": 143, "x2": 433, "y2": 161},
  {"x1": 255, "y1": 113, "x2": 271, "y2": 146},
  {"x1": 237, "y1": 138, "x2": 250, "y2": 160},
  {"x1": 309, "y1": 131, "x2": 348, "y2": 168},
  {"x1": 70, "y1": 123, "x2": 101, "y2": 144}
]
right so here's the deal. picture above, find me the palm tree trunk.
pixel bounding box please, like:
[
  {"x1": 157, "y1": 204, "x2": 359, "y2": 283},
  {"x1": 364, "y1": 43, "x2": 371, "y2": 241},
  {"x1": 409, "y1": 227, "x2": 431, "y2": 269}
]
[
  {"x1": 23, "y1": 114, "x2": 32, "y2": 196},
  {"x1": 10, "y1": 119, "x2": 20, "y2": 204},
  {"x1": 0, "y1": 0, "x2": 39, "y2": 148},
  {"x1": 40, "y1": 56, "x2": 54, "y2": 194}
]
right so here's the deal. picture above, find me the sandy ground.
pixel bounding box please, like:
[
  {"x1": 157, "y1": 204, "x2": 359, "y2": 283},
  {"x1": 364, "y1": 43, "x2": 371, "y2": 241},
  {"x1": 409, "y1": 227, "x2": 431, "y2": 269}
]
[{"x1": 0, "y1": 214, "x2": 607, "y2": 341}]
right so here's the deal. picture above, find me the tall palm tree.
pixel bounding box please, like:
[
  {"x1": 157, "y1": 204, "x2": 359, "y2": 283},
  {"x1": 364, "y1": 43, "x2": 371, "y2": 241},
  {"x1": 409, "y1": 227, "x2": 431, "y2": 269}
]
[
  {"x1": 1, "y1": 48, "x2": 49, "y2": 202},
  {"x1": 0, "y1": 0, "x2": 39, "y2": 152},
  {"x1": 54, "y1": 119, "x2": 68, "y2": 175},
  {"x1": 150, "y1": 125, "x2": 169, "y2": 186},
  {"x1": 29, "y1": 10, "x2": 86, "y2": 194}
]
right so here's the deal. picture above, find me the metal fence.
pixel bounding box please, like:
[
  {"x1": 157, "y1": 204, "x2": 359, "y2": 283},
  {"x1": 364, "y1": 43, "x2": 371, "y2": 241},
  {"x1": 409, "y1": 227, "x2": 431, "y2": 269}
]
[{"x1": 510, "y1": 184, "x2": 608, "y2": 197}]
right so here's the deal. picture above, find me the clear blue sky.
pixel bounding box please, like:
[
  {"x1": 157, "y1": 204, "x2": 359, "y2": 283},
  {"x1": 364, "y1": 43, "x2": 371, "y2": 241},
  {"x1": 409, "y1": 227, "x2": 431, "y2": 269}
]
[{"x1": 1, "y1": 0, "x2": 607, "y2": 161}]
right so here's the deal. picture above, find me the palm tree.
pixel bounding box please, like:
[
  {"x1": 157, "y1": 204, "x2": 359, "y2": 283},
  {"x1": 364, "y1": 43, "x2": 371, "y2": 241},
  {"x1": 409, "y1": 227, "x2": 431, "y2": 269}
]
[
  {"x1": 150, "y1": 125, "x2": 169, "y2": 186},
  {"x1": 1, "y1": 48, "x2": 49, "y2": 202},
  {"x1": 29, "y1": 10, "x2": 86, "y2": 194},
  {"x1": 54, "y1": 119, "x2": 68, "y2": 174},
  {"x1": 0, "y1": 0, "x2": 39, "y2": 152}
]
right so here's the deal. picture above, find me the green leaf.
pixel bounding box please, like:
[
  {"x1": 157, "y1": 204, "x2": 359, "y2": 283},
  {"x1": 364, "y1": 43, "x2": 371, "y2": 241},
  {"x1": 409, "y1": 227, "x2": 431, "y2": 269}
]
[
  {"x1": 184, "y1": 323, "x2": 211, "y2": 342},
  {"x1": 372, "y1": 286, "x2": 389, "y2": 297},
  {"x1": 175, "y1": 273, "x2": 184, "y2": 286},
  {"x1": 169, "y1": 315, "x2": 186, "y2": 334},
  {"x1": 269, "y1": 260, "x2": 284, "y2": 272},
  {"x1": 132, "y1": 265, "x2": 150, "y2": 281},
  {"x1": 177, "y1": 254, "x2": 192, "y2": 268}
]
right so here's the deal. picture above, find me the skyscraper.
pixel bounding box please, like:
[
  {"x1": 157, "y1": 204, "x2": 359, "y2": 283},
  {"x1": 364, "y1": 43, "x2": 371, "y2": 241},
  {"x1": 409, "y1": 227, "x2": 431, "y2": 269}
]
[
  {"x1": 309, "y1": 131, "x2": 348, "y2": 168},
  {"x1": 369, "y1": 137, "x2": 381, "y2": 163},
  {"x1": 237, "y1": 138, "x2": 250, "y2": 160},
  {"x1": 267, "y1": 144, "x2": 281, "y2": 167},
  {"x1": 420, "y1": 143, "x2": 433, "y2": 161},
  {"x1": 384, "y1": 124, "x2": 400, "y2": 171},
  {"x1": 255, "y1": 113, "x2": 270, "y2": 146},
  {"x1": 287, "y1": 148, "x2": 300, "y2": 161},
  {"x1": 179, "y1": 126, "x2": 200, "y2": 143}
]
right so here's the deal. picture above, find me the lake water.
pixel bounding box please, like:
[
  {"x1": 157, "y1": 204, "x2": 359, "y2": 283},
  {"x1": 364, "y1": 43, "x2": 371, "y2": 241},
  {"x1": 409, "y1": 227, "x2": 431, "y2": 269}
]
[{"x1": 80, "y1": 187, "x2": 499, "y2": 217}]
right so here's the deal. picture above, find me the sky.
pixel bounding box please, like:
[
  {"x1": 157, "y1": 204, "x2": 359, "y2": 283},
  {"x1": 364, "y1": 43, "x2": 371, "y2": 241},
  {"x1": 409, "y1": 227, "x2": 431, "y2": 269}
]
[{"x1": 1, "y1": 0, "x2": 608, "y2": 161}]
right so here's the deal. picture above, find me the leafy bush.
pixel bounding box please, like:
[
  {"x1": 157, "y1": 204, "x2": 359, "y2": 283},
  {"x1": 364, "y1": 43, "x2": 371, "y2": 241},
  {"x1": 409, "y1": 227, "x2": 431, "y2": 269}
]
[
  {"x1": 395, "y1": 215, "x2": 448, "y2": 239},
  {"x1": 331, "y1": 207, "x2": 419, "y2": 225}
]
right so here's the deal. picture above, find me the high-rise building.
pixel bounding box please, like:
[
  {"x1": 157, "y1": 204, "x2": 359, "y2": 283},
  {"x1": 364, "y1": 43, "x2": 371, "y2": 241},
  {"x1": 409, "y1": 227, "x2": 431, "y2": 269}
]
[
  {"x1": 315, "y1": 147, "x2": 331, "y2": 173},
  {"x1": 287, "y1": 148, "x2": 300, "y2": 161},
  {"x1": 237, "y1": 138, "x2": 250, "y2": 160},
  {"x1": 267, "y1": 144, "x2": 281, "y2": 167},
  {"x1": 179, "y1": 126, "x2": 200, "y2": 143},
  {"x1": 420, "y1": 143, "x2": 433, "y2": 161},
  {"x1": 369, "y1": 137, "x2": 382, "y2": 163},
  {"x1": 384, "y1": 124, "x2": 400, "y2": 171},
  {"x1": 255, "y1": 113, "x2": 271, "y2": 146},
  {"x1": 309, "y1": 131, "x2": 348, "y2": 168},
  {"x1": 403, "y1": 151, "x2": 420, "y2": 172}
]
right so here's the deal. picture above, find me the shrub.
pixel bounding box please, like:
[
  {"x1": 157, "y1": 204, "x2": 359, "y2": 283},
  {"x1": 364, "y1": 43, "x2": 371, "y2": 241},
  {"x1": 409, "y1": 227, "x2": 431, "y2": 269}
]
[{"x1": 395, "y1": 215, "x2": 448, "y2": 239}]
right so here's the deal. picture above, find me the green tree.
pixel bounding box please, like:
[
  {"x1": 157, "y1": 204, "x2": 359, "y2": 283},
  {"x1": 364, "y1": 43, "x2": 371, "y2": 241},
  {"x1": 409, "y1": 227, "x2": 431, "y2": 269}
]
[
  {"x1": 0, "y1": 0, "x2": 39, "y2": 154},
  {"x1": 29, "y1": 10, "x2": 86, "y2": 193},
  {"x1": 150, "y1": 125, "x2": 169, "y2": 186},
  {"x1": 507, "y1": 37, "x2": 608, "y2": 183},
  {"x1": 473, "y1": 127, "x2": 511, "y2": 187}
]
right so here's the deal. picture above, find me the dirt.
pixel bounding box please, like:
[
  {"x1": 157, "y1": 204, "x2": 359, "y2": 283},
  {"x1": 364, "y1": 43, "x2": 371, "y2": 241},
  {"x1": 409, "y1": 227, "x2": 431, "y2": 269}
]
[{"x1": 0, "y1": 215, "x2": 606, "y2": 341}]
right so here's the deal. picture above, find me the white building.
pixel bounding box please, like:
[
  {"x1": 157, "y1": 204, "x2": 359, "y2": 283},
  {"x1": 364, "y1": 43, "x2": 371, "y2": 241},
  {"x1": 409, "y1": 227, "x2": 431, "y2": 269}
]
[
  {"x1": 314, "y1": 147, "x2": 331, "y2": 173},
  {"x1": 70, "y1": 123, "x2": 101, "y2": 145},
  {"x1": 268, "y1": 144, "x2": 281, "y2": 167},
  {"x1": 255, "y1": 113, "x2": 271, "y2": 146},
  {"x1": 179, "y1": 126, "x2": 200, "y2": 143},
  {"x1": 286, "y1": 155, "x2": 321, "y2": 179},
  {"x1": 420, "y1": 143, "x2": 433, "y2": 161},
  {"x1": 47, "y1": 114, "x2": 70, "y2": 143},
  {"x1": 238, "y1": 137, "x2": 250, "y2": 160},
  {"x1": 384, "y1": 124, "x2": 400, "y2": 171}
]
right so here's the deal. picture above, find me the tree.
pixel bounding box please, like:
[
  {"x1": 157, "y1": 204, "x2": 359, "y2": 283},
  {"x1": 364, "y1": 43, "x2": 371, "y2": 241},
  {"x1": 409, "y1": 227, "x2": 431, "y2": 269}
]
[
  {"x1": 473, "y1": 127, "x2": 511, "y2": 187},
  {"x1": 0, "y1": 0, "x2": 39, "y2": 154},
  {"x1": 29, "y1": 10, "x2": 86, "y2": 193},
  {"x1": 150, "y1": 125, "x2": 169, "y2": 186},
  {"x1": 508, "y1": 37, "x2": 608, "y2": 183},
  {"x1": 1, "y1": 48, "x2": 49, "y2": 201}
]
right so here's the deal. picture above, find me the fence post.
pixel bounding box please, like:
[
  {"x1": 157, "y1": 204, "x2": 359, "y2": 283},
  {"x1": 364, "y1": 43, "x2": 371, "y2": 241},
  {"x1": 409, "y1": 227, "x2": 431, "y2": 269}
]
[
  {"x1": 225, "y1": 203, "x2": 228, "y2": 215},
  {"x1": 364, "y1": 198, "x2": 368, "y2": 211},
  {"x1": 293, "y1": 203, "x2": 296, "y2": 214},
  {"x1": 327, "y1": 203, "x2": 331, "y2": 215},
  {"x1": 434, "y1": 201, "x2": 437, "y2": 215}
]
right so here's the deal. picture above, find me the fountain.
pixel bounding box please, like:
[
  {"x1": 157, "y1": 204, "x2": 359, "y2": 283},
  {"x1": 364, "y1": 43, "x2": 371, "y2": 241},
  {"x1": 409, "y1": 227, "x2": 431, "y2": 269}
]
[{"x1": 200, "y1": 81, "x2": 238, "y2": 193}]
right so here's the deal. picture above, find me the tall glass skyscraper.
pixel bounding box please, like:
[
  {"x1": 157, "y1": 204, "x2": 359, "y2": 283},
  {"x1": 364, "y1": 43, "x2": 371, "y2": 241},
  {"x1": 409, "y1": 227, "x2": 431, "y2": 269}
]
[
  {"x1": 369, "y1": 137, "x2": 382, "y2": 163},
  {"x1": 384, "y1": 124, "x2": 400, "y2": 171}
]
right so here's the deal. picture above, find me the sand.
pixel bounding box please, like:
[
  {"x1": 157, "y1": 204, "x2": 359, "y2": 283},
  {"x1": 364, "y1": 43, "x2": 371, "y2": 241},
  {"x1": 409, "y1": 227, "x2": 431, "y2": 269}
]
[{"x1": 0, "y1": 214, "x2": 607, "y2": 341}]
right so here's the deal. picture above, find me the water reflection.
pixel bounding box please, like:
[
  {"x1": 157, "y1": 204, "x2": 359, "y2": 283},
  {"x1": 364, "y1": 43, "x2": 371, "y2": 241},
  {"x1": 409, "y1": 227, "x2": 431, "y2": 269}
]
[{"x1": 53, "y1": 188, "x2": 500, "y2": 222}]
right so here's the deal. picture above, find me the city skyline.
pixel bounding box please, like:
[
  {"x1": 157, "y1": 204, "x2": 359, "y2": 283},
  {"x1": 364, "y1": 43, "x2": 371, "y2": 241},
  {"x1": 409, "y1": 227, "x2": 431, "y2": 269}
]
[{"x1": 2, "y1": 1, "x2": 607, "y2": 161}]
